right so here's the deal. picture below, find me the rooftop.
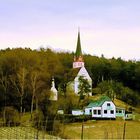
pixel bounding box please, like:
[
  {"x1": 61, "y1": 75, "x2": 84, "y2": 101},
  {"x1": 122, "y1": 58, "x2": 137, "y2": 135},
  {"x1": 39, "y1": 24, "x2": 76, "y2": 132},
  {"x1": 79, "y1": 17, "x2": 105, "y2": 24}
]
[{"x1": 86, "y1": 96, "x2": 112, "y2": 108}]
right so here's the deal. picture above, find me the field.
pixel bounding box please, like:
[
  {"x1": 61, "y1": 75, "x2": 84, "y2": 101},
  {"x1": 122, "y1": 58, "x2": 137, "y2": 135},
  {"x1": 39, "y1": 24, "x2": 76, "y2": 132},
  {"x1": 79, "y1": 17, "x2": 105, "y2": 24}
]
[
  {"x1": 62, "y1": 120, "x2": 140, "y2": 139},
  {"x1": 0, "y1": 126, "x2": 59, "y2": 139},
  {"x1": 0, "y1": 116, "x2": 140, "y2": 139}
]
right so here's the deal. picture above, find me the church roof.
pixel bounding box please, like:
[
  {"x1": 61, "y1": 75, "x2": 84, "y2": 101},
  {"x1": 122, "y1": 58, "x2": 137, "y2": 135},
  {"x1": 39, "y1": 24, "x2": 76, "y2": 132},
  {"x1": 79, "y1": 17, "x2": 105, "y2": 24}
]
[
  {"x1": 86, "y1": 96, "x2": 112, "y2": 108},
  {"x1": 68, "y1": 68, "x2": 81, "y2": 81},
  {"x1": 75, "y1": 31, "x2": 82, "y2": 58}
]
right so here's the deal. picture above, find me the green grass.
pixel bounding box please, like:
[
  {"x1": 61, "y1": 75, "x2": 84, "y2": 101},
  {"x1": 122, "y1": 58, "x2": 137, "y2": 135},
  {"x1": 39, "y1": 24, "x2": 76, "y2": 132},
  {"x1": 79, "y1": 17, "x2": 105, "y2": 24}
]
[{"x1": 62, "y1": 120, "x2": 140, "y2": 139}]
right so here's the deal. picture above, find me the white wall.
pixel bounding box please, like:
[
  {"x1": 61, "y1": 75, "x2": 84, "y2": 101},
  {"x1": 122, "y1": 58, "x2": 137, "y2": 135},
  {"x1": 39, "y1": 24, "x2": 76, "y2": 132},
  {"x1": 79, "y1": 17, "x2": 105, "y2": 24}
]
[
  {"x1": 85, "y1": 108, "x2": 92, "y2": 115},
  {"x1": 73, "y1": 61, "x2": 84, "y2": 68},
  {"x1": 102, "y1": 101, "x2": 116, "y2": 118},
  {"x1": 92, "y1": 107, "x2": 102, "y2": 118},
  {"x1": 72, "y1": 110, "x2": 84, "y2": 116},
  {"x1": 74, "y1": 66, "x2": 92, "y2": 96},
  {"x1": 74, "y1": 77, "x2": 79, "y2": 94}
]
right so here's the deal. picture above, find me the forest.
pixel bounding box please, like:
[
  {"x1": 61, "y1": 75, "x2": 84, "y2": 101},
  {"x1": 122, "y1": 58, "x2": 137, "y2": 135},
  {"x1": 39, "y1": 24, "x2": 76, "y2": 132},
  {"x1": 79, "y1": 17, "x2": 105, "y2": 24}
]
[{"x1": 0, "y1": 47, "x2": 140, "y2": 126}]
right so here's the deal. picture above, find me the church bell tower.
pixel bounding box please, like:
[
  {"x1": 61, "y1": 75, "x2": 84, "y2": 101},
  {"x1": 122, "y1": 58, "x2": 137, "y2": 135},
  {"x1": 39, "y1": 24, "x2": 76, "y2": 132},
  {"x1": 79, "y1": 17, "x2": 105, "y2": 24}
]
[{"x1": 73, "y1": 31, "x2": 85, "y2": 68}]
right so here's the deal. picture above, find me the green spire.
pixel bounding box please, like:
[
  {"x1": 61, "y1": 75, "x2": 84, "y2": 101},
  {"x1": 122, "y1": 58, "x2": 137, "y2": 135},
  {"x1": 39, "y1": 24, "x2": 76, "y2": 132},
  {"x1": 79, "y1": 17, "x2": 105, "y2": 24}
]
[{"x1": 75, "y1": 31, "x2": 82, "y2": 58}]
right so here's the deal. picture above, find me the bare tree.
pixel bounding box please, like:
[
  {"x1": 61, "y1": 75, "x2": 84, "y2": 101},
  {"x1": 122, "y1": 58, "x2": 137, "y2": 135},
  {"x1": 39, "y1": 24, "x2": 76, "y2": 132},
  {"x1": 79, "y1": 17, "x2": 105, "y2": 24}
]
[
  {"x1": 0, "y1": 72, "x2": 8, "y2": 123},
  {"x1": 10, "y1": 67, "x2": 27, "y2": 115},
  {"x1": 30, "y1": 71, "x2": 40, "y2": 118},
  {"x1": 30, "y1": 70, "x2": 46, "y2": 119}
]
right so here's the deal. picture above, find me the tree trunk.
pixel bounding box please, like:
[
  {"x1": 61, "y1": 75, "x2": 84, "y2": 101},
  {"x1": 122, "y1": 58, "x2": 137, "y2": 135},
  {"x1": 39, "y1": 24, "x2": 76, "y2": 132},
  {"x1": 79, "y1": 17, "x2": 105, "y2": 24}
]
[
  {"x1": 31, "y1": 94, "x2": 35, "y2": 120},
  {"x1": 20, "y1": 96, "x2": 23, "y2": 114},
  {"x1": 3, "y1": 108, "x2": 6, "y2": 124},
  {"x1": 3, "y1": 88, "x2": 6, "y2": 124},
  {"x1": 35, "y1": 97, "x2": 39, "y2": 114}
]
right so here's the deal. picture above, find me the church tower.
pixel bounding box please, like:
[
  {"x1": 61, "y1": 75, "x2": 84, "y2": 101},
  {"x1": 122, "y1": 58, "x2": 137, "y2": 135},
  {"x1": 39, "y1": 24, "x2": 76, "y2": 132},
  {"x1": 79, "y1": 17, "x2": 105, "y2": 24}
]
[
  {"x1": 71, "y1": 31, "x2": 92, "y2": 96},
  {"x1": 73, "y1": 31, "x2": 85, "y2": 68},
  {"x1": 49, "y1": 77, "x2": 58, "y2": 101}
]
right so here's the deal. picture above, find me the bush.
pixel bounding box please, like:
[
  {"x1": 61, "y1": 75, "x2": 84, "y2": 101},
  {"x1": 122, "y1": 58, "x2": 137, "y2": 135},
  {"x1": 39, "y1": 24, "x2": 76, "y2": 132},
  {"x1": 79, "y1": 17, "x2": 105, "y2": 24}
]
[
  {"x1": 33, "y1": 110, "x2": 44, "y2": 128},
  {"x1": 4, "y1": 106, "x2": 20, "y2": 126}
]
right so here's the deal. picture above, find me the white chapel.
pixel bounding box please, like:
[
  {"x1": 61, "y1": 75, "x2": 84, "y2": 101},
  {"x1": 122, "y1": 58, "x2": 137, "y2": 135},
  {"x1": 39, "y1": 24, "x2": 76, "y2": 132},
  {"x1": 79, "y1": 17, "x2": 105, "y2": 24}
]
[{"x1": 70, "y1": 31, "x2": 92, "y2": 96}]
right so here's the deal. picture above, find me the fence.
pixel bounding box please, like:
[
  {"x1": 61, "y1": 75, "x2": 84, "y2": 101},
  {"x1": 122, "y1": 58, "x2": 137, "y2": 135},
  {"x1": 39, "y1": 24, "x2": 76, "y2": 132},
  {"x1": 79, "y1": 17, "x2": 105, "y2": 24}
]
[
  {"x1": 0, "y1": 120, "x2": 140, "y2": 139},
  {"x1": 61, "y1": 120, "x2": 140, "y2": 139}
]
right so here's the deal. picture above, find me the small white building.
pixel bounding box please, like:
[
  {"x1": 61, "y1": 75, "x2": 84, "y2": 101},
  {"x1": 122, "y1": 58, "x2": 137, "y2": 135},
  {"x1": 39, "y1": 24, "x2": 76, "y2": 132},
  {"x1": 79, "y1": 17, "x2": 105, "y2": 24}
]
[
  {"x1": 116, "y1": 107, "x2": 125, "y2": 119},
  {"x1": 72, "y1": 109, "x2": 84, "y2": 116},
  {"x1": 85, "y1": 96, "x2": 116, "y2": 119},
  {"x1": 125, "y1": 111, "x2": 133, "y2": 120},
  {"x1": 49, "y1": 77, "x2": 58, "y2": 101},
  {"x1": 57, "y1": 109, "x2": 64, "y2": 115}
]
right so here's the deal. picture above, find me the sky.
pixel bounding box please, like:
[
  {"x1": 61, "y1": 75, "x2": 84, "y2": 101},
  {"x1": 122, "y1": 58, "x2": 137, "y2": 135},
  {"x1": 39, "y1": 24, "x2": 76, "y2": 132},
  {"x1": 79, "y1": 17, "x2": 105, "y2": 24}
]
[{"x1": 0, "y1": 0, "x2": 140, "y2": 60}]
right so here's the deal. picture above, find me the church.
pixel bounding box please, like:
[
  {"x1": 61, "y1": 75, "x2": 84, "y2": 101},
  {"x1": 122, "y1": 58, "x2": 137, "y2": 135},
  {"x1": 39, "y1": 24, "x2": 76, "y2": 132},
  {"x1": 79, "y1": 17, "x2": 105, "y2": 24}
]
[
  {"x1": 69, "y1": 31, "x2": 92, "y2": 96},
  {"x1": 50, "y1": 31, "x2": 92, "y2": 100}
]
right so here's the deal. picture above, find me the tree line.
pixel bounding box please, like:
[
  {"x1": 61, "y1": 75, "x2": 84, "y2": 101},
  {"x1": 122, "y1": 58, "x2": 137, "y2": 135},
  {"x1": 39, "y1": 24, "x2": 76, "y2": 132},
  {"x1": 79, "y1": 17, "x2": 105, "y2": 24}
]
[{"x1": 0, "y1": 47, "x2": 140, "y2": 124}]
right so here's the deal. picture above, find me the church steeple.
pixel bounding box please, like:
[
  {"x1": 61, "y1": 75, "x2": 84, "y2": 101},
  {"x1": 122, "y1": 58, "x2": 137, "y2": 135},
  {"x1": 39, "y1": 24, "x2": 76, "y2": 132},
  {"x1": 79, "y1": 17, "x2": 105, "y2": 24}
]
[
  {"x1": 75, "y1": 31, "x2": 82, "y2": 59},
  {"x1": 73, "y1": 31, "x2": 84, "y2": 68}
]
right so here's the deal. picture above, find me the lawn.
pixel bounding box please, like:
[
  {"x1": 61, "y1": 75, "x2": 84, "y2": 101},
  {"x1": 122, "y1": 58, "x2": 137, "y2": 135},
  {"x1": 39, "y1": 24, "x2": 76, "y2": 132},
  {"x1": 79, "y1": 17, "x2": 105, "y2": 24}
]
[
  {"x1": 0, "y1": 120, "x2": 139, "y2": 139},
  {"x1": 62, "y1": 120, "x2": 140, "y2": 139}
]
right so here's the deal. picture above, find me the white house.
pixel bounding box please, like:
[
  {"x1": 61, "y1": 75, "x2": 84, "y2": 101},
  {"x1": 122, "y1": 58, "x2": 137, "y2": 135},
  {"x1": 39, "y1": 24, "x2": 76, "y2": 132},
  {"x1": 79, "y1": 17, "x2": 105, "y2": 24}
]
[
  {"x1": 69, "y1": 31, "x2": 92, "y2": 96},
  {"x1": 85, "y1": 96, "x2": 116, "y2": 119}
]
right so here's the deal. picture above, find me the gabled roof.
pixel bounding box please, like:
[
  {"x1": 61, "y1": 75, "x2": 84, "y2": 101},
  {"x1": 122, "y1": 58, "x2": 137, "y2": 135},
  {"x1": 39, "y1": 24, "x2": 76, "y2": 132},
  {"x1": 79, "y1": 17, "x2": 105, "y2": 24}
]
[
  {"x1": 77, "y1": 66, "x2": 92, "y2": 80},
  {"x1": 68, "y1": 68, "x2": 81, "y2": 81},
  {"x1": 86, "y1": 96, "x2": 112, "y2": 108}
]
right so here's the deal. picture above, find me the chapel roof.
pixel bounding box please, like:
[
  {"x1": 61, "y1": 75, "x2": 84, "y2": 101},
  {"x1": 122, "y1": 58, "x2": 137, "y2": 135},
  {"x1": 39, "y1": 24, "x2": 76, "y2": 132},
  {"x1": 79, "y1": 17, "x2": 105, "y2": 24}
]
[{"x1": 68, "y1": 68, "x2": 81, "y2": 81}]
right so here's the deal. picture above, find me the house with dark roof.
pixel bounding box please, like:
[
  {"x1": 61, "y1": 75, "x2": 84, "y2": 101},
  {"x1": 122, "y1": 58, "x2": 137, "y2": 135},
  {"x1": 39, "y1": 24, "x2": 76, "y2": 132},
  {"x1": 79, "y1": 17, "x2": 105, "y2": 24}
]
[{"x1": 84, "y1": 96, "x2": 116, "y2": 119}]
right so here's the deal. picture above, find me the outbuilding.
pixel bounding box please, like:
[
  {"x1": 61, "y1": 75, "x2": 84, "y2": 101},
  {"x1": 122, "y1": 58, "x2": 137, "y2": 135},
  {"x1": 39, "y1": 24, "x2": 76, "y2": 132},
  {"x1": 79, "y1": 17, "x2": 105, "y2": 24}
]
[{"x1": 116, "y1": 107, "x2": 125, "y2": 119}]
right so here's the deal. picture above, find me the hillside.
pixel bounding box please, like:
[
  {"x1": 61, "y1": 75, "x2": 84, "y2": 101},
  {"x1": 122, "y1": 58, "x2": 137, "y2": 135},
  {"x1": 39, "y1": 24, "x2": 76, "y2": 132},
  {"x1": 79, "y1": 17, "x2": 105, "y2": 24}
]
[{"x1": 88, "y1": 95, "x2": 140, "y2": 113}]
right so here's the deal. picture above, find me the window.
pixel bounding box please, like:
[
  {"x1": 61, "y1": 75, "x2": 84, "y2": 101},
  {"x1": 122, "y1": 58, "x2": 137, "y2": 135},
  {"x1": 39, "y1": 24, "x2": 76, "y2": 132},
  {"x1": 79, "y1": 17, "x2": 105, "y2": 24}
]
[
  {"x1": 104, "y1": 110, "x2": 107, "y2": 114},
  {"x1": 93, "y1": 110, "x2": 97, "y2": 114},
  {"x1": 119, "y1": 110, "x2": 122, "y2": 113},
  {"x1": 111, "y1": 110, "x2": 114, "y2": 114},
  {"x1": 98, "y1": 110, "x2": 101, "y2": 115},
  {"x1": 89, "y1": 109, "x2": 92, "y2": 114},
  {"x1": 107, "y1": 103, "x2": 110, "y2": 106}
]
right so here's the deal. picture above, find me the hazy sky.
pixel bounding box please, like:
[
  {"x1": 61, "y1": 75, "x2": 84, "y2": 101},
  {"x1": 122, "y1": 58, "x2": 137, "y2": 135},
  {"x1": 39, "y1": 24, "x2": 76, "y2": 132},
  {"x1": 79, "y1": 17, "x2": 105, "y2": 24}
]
[{"x1": 0, "y1": 0, "x2": 140, "y2": 60}]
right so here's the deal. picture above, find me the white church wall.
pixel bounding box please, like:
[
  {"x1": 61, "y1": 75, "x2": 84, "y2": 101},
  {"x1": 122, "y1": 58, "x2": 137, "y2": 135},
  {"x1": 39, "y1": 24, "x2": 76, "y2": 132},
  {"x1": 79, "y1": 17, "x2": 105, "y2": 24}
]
[{"x1": 74, "y1": 67, "x2": 92, "y2": 96}]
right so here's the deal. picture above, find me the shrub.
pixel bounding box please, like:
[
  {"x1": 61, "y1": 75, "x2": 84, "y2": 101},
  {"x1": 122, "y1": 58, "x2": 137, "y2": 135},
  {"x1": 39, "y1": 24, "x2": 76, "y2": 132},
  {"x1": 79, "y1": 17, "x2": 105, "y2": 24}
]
[
  {"x1": 4, "y1": 106, "x2": 20, "y2": 126},
  {"x1": 33, "y1": 110, "x2": 44, "y2": 128}
]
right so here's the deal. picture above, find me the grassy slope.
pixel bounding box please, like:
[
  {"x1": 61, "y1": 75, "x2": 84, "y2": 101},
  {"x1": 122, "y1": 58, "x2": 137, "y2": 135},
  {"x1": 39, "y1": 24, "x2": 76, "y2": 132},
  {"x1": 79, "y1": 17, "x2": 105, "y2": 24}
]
[
  {"x1": 60, "y1": 95, "x2": 140, "y2": 139},
  {"x1": 88, "y1": 95, "x2": 140, "y2": 113},
  {"x1": 62, "y1": 120, "x2": 140, "y2": 139}
]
